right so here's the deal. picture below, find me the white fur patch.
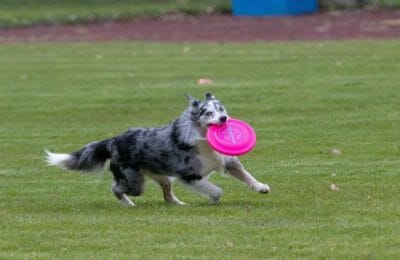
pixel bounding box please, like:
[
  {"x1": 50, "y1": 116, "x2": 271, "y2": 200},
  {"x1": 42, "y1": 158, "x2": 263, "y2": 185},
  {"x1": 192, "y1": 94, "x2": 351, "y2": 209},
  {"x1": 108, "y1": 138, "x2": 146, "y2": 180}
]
[
  {"x1": 45, "y1": 150, "x2": 71, "y2": 169},
  {"x1": 121, "y1": 194, "x2": 135, "y2": 207},
  {"x1": 196, "y1": 140, "x2": 224, "y2": 176}
]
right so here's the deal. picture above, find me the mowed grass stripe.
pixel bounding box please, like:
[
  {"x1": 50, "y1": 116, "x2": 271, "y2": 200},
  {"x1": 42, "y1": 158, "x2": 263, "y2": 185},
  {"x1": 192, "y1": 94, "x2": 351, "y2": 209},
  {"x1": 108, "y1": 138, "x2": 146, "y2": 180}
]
[{"x1": 0, "y1": 41, "x2": 399, "y2": 258}]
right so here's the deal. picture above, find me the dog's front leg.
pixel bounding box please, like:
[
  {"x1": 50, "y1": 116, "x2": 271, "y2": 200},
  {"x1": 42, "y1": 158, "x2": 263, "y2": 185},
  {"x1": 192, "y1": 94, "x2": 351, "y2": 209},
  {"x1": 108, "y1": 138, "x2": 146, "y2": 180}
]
[
  {"x1": 183, "y1": 178, "x2": 223, "y2": 204},
  {"x1": 224, "y1": 157, "x2": 270, "y2": 194}
]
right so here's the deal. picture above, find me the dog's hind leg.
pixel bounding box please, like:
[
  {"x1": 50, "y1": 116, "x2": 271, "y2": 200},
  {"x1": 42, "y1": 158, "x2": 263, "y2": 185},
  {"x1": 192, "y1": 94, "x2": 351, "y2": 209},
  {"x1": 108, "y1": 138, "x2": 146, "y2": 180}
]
[
  {"x1": 112, "y1": 183, "x2": 135, "y2": 207},
  {"x1": 182, "y1": 177, "x2": 223, "y2": 204},
  {"x1": 148, "y1": 174, "x2": 186, "y2": 205},
  {"x1": 110, "y1": 163, "x2": 142, "y2": 207}
]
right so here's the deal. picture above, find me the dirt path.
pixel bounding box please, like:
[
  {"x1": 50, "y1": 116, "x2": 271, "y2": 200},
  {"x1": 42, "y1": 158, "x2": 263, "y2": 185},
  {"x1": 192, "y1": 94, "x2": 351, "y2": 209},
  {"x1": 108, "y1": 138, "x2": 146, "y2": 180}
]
[{"x1": 1, "y1": 10, "x2": 400, "y2": 43}]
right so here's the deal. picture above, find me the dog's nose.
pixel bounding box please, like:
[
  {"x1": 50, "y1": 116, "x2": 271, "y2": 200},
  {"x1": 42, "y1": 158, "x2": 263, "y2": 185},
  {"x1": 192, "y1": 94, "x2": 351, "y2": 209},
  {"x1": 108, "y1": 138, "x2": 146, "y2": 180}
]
[{"x1": 219, "y1": 116, "x2": 227, "y2": 123}]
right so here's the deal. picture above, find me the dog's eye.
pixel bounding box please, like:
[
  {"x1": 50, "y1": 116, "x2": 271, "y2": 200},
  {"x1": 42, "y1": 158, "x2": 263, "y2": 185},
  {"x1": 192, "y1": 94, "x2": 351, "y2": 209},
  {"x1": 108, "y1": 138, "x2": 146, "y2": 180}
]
[
  {"x1": 206, "y1": 111, "x2": 213, "y2": 116},
  {"x1": 219, "y1": 107, "x2": 224, "y2": 112}
]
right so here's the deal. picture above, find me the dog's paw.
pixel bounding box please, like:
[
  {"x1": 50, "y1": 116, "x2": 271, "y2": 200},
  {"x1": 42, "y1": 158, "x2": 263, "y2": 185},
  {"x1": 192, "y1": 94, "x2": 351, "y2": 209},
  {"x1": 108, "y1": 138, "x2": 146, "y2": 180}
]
[
  {"x1": 165, "y1": 194, "x2": 187, "y2": 205},
  {"x1": 209, "y1": 193, "x2": 223, "y2": 204},
  {"x1": 209, "y1": 188, "x2": 223, "y2": 204},
  {"x1": 209, "y1": 197, "x2": 221, "y2": 204},
  {"x1": 255, "y1": 183, "x2": 270, "y2": 194},
  {"x1": 121, "y1": 201, "x2": 136, "y2": 207},
  {"x1": 171, "y1": 199, "x2": 187, "y2": 206},
  {"x1": 120, "y1": 195, "x2": 136, "y2": 207}
]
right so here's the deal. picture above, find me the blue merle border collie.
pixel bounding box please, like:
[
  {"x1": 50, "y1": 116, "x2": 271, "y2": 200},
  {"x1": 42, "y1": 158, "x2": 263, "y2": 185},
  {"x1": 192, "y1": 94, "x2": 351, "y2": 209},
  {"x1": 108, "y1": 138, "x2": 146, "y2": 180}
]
[{"x1": 46, "y1": 93, "x2": 270, "y2": 207}]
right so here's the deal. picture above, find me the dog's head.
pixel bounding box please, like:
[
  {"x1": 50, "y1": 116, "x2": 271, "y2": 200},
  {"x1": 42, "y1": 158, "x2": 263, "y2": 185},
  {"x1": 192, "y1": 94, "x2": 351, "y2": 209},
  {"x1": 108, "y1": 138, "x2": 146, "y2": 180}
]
[{"x1": 186, "y1": 92, "x2": 229, "y2": 128}]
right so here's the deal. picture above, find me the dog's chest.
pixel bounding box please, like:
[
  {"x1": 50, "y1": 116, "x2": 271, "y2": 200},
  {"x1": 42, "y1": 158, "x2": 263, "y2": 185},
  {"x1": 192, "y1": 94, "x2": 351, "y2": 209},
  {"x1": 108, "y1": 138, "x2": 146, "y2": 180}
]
[{"x1": 196, "y1": 141, "x2": 224, "y2": 176}]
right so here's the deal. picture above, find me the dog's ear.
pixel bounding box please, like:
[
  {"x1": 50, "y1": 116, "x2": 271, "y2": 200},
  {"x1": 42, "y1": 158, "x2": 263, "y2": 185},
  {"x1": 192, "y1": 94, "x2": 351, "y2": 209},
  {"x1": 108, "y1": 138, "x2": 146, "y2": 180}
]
[
  {"x1": 205, "y1": 92, "x2": 216, "y2": 101},
  {"x1": 185, "y1": 93, "x2": 200, "y2": 107}
]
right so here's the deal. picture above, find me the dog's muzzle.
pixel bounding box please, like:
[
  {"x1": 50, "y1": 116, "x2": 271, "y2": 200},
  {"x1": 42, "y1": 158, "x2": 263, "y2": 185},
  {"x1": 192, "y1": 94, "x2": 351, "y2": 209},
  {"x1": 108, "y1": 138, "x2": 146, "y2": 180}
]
[{"x1": 219, "y1": 116, "x2": 227, "y2": 123}]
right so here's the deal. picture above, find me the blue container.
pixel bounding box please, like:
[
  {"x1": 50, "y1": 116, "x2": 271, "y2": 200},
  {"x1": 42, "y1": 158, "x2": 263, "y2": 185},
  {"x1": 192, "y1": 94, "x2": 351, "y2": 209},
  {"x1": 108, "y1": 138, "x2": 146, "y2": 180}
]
[{"x1": 232, "y1": 0, "x2": 318, "y2": 16}]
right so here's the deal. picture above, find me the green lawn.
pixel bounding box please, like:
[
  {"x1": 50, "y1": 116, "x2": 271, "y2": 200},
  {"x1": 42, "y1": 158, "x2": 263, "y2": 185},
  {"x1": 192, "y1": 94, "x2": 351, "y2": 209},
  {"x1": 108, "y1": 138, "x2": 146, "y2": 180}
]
[
  {"x1": 1, "y1": 41, "x2": 400, "y2": 258},
  {"x1": 0, "y1": 0, "x2": 230, "y2": 28}
]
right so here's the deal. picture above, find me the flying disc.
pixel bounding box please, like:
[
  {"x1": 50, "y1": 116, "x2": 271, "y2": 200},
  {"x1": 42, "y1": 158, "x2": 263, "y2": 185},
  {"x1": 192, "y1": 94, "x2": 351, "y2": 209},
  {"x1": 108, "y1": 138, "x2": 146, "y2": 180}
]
[{"x1": 207, "y1": 118, "x2": 256, "y2": 156}]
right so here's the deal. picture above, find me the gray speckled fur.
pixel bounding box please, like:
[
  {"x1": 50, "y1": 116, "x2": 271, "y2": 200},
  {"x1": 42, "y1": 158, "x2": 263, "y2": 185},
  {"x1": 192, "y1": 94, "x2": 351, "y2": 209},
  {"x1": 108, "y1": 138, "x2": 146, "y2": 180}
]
[{"x1": 46, "y1": 93, "x2": 270, "y2": 206}]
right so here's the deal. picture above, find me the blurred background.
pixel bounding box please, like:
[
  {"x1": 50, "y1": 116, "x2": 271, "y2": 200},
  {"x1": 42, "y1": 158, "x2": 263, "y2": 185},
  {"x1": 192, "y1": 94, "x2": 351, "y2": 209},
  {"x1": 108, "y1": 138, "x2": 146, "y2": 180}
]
[{"x1": 0, "y1": 0, "x2": 399, "y2": 29}]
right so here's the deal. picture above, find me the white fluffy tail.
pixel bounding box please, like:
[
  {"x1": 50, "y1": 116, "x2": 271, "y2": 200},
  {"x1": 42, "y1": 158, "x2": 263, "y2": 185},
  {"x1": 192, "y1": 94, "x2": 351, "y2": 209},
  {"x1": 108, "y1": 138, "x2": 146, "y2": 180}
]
[
  {"x1": 45, "y1": 150, "x2": 72, "y2": 169},
  {"x1": 45, "y1": 140, "x2": 111, "y2": 172}
]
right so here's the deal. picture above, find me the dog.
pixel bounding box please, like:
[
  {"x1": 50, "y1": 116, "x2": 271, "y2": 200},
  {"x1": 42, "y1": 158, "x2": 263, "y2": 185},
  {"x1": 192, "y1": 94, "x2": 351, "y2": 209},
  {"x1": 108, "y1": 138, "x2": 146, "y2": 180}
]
[{"x1": 46, "y1": 93, "x2": 270, "y2": 206}]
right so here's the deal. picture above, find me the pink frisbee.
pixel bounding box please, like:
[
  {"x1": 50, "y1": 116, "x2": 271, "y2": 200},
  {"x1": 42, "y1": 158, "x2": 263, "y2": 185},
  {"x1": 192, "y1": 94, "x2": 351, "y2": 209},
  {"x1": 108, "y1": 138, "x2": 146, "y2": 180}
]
[{"x1": 207, "y1": 118, "x2": 256, "y2": 156}]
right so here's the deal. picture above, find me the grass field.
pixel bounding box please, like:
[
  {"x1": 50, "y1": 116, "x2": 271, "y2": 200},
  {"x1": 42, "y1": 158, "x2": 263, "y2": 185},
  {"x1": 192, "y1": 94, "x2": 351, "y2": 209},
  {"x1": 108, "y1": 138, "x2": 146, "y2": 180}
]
[{"x1": 1, "y1": 40, "x2": 400, "y2": 258}]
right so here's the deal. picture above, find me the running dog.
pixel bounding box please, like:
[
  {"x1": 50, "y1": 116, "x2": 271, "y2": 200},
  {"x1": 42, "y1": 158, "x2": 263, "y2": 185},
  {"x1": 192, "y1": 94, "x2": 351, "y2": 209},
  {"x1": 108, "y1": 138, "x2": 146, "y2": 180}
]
[{"x1": 46, "y1": 93, "x2": 270, "y2": 206}]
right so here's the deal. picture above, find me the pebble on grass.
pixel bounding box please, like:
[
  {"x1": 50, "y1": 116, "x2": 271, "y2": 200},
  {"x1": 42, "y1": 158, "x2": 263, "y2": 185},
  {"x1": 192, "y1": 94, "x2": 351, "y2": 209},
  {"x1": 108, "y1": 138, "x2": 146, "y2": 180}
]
[
  {"x1": 197, "y1": 78, "x2": 213, "y2": 85},
  {"x1": 330, "y1": 183, "x2": 339, "y2": 191},
  {"x1": 330, "y1": 148, "x2": 342, "y2": 156}
]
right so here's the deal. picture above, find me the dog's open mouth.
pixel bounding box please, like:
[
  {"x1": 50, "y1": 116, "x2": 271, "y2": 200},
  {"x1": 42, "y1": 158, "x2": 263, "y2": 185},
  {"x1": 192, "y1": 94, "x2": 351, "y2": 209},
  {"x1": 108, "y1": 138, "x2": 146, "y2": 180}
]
[{"x1": 207, "y1": 121, "x2": 227, "y2": 128}]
